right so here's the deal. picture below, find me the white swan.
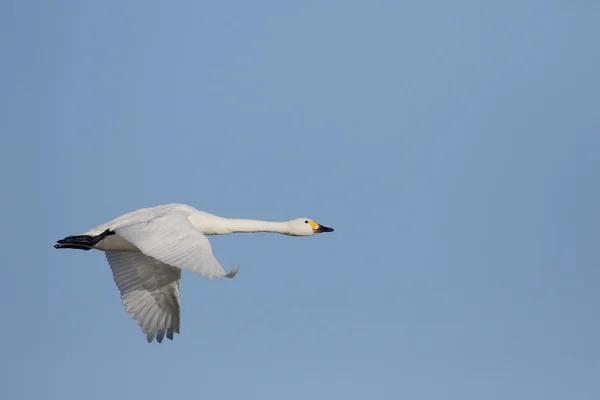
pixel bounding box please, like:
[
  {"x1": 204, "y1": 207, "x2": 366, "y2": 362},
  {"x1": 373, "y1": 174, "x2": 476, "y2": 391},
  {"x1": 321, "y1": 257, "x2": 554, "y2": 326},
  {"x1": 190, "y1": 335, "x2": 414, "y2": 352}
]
[{"x1": 54, "y1": 203, "x2": 334, "y2": 343}]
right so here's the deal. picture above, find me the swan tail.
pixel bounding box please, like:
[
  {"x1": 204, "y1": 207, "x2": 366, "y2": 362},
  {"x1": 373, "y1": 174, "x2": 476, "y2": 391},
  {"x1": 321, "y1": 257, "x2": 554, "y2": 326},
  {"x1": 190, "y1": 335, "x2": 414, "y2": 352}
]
[{"x1": 54, "y1": 229, "x2": 115, "y2": 250}]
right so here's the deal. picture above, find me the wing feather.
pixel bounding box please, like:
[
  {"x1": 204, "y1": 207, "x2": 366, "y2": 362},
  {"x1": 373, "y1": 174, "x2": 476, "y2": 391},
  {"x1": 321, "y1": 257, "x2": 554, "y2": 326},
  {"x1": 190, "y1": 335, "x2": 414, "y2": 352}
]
[
  {"x1": 105, "y1": 251, "x2": 181, "y2": 343},
  {"x1": 114, "y1": 211, "x2": 226, "y2": 279}
]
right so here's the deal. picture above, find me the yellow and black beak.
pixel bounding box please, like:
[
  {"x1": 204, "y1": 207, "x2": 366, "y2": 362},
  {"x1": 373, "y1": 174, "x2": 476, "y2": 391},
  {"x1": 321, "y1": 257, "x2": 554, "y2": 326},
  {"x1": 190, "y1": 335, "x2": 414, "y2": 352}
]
[{"x1": 309, "y1": 221, "x2": 334, "y2": 234}]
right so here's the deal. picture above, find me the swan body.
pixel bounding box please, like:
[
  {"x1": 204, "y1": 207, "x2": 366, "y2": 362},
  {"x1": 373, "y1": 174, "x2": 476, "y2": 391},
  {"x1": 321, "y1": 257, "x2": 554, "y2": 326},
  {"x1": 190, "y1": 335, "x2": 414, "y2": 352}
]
[{"x1": 54, "y1": 203, "x2": 334, "y2": 343}]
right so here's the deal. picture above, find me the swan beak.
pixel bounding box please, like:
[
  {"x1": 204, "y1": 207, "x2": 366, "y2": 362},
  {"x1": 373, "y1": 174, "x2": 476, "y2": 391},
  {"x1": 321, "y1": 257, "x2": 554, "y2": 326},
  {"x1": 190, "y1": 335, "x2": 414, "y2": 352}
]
[{"x1": 313, "y1": 224, "x2": 334, "y2": 234}]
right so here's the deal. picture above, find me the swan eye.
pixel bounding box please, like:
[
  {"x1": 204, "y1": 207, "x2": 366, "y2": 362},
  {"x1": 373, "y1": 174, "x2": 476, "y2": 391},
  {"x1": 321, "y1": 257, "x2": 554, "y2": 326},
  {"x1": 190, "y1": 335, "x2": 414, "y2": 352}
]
[{"x1": 305, "y1": 220, "x2": 309, "y2": 223}]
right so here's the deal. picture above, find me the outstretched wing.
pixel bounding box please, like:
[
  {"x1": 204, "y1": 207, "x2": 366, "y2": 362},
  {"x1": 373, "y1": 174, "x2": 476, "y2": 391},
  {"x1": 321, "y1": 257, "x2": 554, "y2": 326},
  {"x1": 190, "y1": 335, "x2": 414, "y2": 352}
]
[
  {"x1": 106, "y1": 251, "x2": 181, "y2": 343},
  {"x1": 113, "y1": 211, "x2": 227, "y2": 279}
]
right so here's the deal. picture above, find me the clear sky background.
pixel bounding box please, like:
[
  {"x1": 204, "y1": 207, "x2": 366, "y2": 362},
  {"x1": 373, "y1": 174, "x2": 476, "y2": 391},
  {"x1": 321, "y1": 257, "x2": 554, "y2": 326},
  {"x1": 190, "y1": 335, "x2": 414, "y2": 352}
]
[{"x1": 1, "y1": 1, "x2": 599, "y2": 399}]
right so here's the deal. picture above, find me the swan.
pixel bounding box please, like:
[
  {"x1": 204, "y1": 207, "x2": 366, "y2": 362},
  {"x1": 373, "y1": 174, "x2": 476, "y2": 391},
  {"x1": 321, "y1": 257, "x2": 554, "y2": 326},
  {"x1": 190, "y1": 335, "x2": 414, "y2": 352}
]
[{"x1": 54, "y1": 203, "x2": 334, "y2": 343}]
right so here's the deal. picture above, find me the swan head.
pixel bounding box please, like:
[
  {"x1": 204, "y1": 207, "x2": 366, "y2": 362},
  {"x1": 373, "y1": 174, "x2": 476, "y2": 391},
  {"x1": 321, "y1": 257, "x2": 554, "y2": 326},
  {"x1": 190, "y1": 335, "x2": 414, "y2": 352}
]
[{"x1": 287, "y1": 218, "x2": 334, "y2": 236}]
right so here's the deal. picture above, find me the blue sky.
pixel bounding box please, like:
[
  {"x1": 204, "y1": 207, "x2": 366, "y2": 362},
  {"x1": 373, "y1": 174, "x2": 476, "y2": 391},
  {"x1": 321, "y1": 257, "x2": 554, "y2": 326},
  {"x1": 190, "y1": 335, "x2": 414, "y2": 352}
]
[{"x1": 1, "y1": 1, "x2": 599, "y2": 399}]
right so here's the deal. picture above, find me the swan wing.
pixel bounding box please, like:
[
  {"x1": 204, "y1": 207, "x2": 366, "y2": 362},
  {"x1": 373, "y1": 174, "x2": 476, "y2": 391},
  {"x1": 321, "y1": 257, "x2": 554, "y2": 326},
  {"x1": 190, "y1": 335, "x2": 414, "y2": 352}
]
[
  {"x1": 113, "y1": 210, "x2": 227, "y2": 279},
  {"x1": 105, "y1": 251, "x2": 182, "y2": 343}
]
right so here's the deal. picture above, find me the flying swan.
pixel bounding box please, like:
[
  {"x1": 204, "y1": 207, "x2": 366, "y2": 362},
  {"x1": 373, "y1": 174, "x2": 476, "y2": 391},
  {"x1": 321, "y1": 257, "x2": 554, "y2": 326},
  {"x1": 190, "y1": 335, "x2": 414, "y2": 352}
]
[{"x1": 54, "y1": 203, "x2": 334, "y2": 343}]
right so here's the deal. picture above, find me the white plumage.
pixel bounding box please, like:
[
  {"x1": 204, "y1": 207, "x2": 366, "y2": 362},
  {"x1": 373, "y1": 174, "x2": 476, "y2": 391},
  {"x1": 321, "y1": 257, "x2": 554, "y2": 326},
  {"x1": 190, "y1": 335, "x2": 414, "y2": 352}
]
[
  {"x1": 105, "y1": 251, "x2": 181, "y2": 343},
  {"x1": 55, "y1": 203, "x2": 334, "y2": 343}
]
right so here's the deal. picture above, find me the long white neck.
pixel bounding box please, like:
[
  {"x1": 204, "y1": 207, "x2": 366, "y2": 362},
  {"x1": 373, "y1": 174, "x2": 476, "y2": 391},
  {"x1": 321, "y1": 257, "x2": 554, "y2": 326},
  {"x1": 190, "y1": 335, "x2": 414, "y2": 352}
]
[
  {"x1": 222, "y1": 219, "x2": 290, "y2": 234},
  {"x1": 194, "y1": 216, "x2": 291, "y2": 235}
]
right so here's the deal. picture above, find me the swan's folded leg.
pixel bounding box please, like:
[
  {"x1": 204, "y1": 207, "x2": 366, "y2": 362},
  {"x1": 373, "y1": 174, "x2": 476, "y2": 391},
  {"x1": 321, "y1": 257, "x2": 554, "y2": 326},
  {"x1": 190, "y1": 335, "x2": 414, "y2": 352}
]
[
  {"x1": 54, "y1": 229, "x2": 115, "y2": 250},
  {"x1": 222, "y1": 265, "x2": 240, "y2": 279}
]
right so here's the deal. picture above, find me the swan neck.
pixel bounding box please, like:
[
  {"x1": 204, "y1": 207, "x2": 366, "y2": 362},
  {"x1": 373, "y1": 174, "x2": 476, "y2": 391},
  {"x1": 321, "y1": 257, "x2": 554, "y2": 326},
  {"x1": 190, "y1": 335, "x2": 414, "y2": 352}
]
[{"x1": 219, "y1": 218, "x2": 289, "y2": 234}]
